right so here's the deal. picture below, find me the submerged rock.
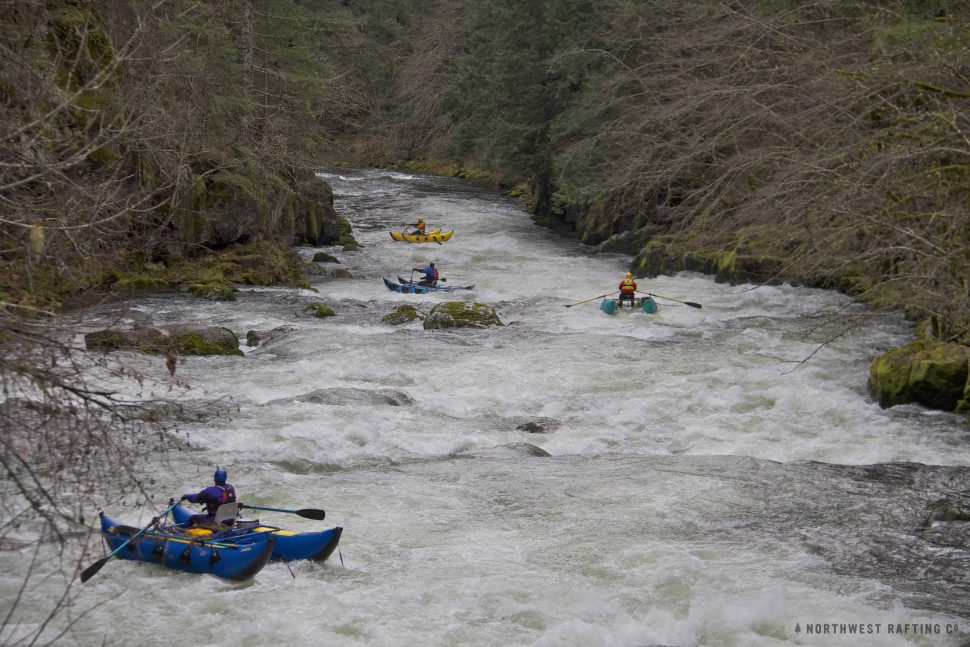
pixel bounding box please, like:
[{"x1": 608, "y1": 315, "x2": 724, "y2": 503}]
[
  {"x1": 246, "y1": 325, "x2": 298, "y2": 348},
  {"x1": 85, "y1": 324, "x2": 243, "y2": 356},
  {"x1": 920, "y1": 499, "x2": 970, "y2": 529},
  {"x1": 515, "y1": 420, "x2": 558, "y2": 434},
  {"x1": 458, "y1": 443, "x2": 551, "y2": 458},
  {"x1": 868, "y1": 339, "x2": 970, "y2": 411},
  {"x1": 423, "y1": 301, "x2": 503, "y2": 330},
  {"x1": 263, "y1": 387, "x2": 414, "y2": 407}
]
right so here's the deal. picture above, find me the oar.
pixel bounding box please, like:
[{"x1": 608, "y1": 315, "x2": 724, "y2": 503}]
[
  {"x1": 636, "y1": 290, "x2": 702, "y2": 309},
  {"x1": 81, "y1": 500, "x2": 179, "y2": 583},
  {"x1": 239, "y1": 503, "x2": 326, "y2": 520},
  {"x1": 564, "y1": 292, "x2": 615, "y2": 308}
]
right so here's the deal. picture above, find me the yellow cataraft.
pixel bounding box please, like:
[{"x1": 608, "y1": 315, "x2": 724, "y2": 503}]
[{"x1": 389, "y1": 229, "x2": 454, "y2": 243}]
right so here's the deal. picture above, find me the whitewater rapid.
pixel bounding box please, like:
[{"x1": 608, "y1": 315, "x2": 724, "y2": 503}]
[{"x1": 50, "y1": 169, "x2": 970, "y2": 645}]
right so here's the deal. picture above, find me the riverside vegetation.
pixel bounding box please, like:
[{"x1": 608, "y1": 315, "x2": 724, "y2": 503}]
[
  {"x1": 1, "y1": 1, "x2": 968, "y2": 641},
  {"x1": 373, "y1": 0, "x2": 970, "y2": 415}
]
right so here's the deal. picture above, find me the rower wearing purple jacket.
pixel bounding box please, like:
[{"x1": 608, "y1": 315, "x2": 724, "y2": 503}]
[
  {"x1": 413, "y1": 262, "x2": 439, "y2": 287},
  {"x1": 181, "y1": 468, "x2": 237, "y2": 527}
]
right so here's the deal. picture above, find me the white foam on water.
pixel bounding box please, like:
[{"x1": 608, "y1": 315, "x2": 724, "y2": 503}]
[{"x1": 41, "y1": 169, "x2": 969, "y2": 645}]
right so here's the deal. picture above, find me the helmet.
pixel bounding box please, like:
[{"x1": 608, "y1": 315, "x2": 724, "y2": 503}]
[
  {"x1": 214, "y1": 468, "x2": 228, "y2": 485},
  {"x1": 429, "y1": 262, "x2": 435, "y2": 267},
  {"x1": 625, "y1": 272, "x2": 633, "y2": 279}
]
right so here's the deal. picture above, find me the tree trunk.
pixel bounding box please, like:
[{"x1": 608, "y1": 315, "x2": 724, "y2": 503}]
[{"x1": 241, "y1": 0, "x2": 255, "y2": 137}]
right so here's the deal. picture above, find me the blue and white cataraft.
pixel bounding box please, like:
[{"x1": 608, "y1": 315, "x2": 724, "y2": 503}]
[
  {"x1": 171, "y1": 503, "x2": 343, "y2": 563},
  {"x1": 382, "y1": 276, "x2": 475, "y2": 294}
]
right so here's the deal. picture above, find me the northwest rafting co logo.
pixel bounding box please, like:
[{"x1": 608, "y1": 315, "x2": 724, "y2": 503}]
[{"x1": 793, "y1": 622, "x2": 961, "y2": 637}]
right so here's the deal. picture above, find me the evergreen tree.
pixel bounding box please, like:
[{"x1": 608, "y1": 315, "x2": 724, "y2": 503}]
[{"x1": 446, "y1": 0, "x2": 597, "y2": 211}]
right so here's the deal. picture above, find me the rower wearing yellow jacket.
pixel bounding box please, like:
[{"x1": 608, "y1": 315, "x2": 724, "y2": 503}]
[{"x1": 618, "y1": 273, "x2": 637, "y2": 307}]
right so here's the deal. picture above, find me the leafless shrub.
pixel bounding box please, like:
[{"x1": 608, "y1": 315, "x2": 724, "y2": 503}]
[{"x1": 552, "y1": 1, "x2": 970, "y2": 337}]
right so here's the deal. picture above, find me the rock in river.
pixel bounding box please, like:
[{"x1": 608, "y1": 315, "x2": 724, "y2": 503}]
[{"x1": 85, "y1": 324, "x2": 243, "y2": 356}]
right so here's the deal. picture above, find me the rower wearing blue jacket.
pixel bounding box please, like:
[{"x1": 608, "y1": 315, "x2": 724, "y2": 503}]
[
  {"x1": 181, "y1": 468, "x2": 237, "y2": 527},
  {"x1": 413, "y1": 262, "x2": 439, "y2": 287}
]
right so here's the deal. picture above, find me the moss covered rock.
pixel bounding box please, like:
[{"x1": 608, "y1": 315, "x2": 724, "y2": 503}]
[
  {"x1": 216, "y1": 240, "x2": 309, "y2": 288},
  {"x1": 304, "y1": 302, "x2": 335, "y2": 318},
  {"x1": 338, "y1": 217, "x2": 360, "y2": 251},
  {"x1": 292, "y1": 174, "x2": 343, "y2": 245},
  {"x1": 423, "y1": 302, "x2": 503, "y2": 330},
  {"x1": 312, "y1": 252, "x2": 340, "y2": 263},
  {"x1": 634, "y1": 239, "x2": 785, "y2": 285},
  {"x1": 85, "y1": 324, "x2": 243, "y2": 356},
  {"x1": 111, "y1": 240, "x2": 309, "y2": 292},
  {"x1": 868, "y1": 339, "x2": 970, "y2": 411},
  {"x1": 185, "y1": 283, "x2": 236, "y2": 301},
  {"x1": 382, "y1": 304, "x2": 424, "y2": 326},
  {"x1": 194, "y1": 170, "x2": 266, "y2": 246}
]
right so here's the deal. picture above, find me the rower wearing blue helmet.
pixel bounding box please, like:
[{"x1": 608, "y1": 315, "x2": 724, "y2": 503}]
[{"x1": 181, "y1": 468, "x2": 237, "y2": 527}]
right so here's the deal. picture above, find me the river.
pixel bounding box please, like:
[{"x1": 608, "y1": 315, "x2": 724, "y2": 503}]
[{"x1": 64, "y1": 169, "x2": 970, "y2": 645}]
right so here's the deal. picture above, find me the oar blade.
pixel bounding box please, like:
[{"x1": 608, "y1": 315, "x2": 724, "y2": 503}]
[
  {"x1": 684, "y1": 301, "x2": 702, "y2": 309},
  {"x1": 239, "y1": 503, "x2": 326, "y2": 520},
  {"x1": 295, "y1": 508, "x2": 326, "y2": 520},
  {"x1": 80, "y1": 557, "x2": 108, "y2": 583}
]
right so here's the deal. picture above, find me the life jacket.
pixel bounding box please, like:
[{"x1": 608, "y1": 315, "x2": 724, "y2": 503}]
[
  {"x1": 432, "y1": 267, "x2": 439, "y2": 281},
  {"x1": 619, "y1": 278, "x2": 637, "y2": 294},
  {"x1": 218, "y1": 484, "x2": 236, "y2": 504},
  {"x1": 203, "y1": 484, "x2": 236, "y2": 515},
  {"x1": 415, "y1": 219, "x2": 426, "y2": 232}
]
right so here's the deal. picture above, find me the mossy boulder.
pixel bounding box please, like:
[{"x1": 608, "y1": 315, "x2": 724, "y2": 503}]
[
  {"x1": 194, "y1": 170, "x2": 266, "y2": 246},
  {"x1": 304, "y1": 302, "x2": 335, "y2": 318},
  {"x1": 173, "y1": 163, "x2": 348, "y2": 252},
  {"x1": 382, "y1": 304, "x2": 424, "y2": 326},
  {"x1": 216, "y1": 240, "x2": 309, "y2": 288},
  {"x1": 312, "y1": 252, "x2": 340, "y2": 263},
  {"x1": 185, "y1": 283, "x2": 236, "y2": 301},
  {"x1": 633, "y1": 239, "x2": 786, "y2": 285},
  {"x1": 423, "y1": 302, "x2": 503, "y2": 330},
  {"x1": 292, "y1": 174, "x2": 343, "y2": 245},
  {"x1": 868, "y1": 339, "x2": 970, "y2": 411},
  {"x1": 112, "y1": 240, "x2": 308, "y2": 292},
  {"x1": 338, "y1": 218, "x2": 359, "y2": 251},
  {"x1": 85, "y1": 324, "x2": 243, "y2": 356}
]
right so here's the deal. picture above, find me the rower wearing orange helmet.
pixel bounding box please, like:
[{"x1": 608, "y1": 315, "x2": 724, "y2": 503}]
[{"x1": 618, "y1": 272, "x2": 637, "y2": 308}]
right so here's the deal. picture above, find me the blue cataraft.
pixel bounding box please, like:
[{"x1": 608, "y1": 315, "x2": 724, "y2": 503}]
[{"x1": 383, "y1": 276, "x2": 475, "y2": 294}]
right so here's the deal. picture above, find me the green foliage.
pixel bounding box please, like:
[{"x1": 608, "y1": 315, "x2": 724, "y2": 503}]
[
  {"x1": 445, "y1": 0, "x2": 598, "y2": 187},
  {"x1": 875, "y1": 17, "x2": 970, "y2": 54}
]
